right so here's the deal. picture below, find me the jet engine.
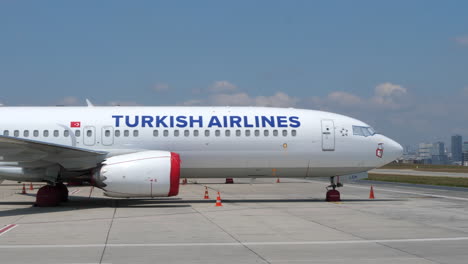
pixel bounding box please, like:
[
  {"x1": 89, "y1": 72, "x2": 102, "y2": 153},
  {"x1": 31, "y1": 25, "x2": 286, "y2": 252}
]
[{"x1": 92, "y1": 151, "x2": 180, "y2": 197}]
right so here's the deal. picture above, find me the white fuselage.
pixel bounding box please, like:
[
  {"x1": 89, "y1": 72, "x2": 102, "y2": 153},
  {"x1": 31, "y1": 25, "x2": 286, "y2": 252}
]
[{"x1": 0, "y1": 106, "x2": 403, "y2": 180}]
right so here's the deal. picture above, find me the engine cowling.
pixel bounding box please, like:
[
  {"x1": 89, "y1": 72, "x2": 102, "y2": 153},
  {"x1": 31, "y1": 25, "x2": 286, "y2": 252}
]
[{"x1": 92, "y1": 151, "x2": 180, "y2": 198}]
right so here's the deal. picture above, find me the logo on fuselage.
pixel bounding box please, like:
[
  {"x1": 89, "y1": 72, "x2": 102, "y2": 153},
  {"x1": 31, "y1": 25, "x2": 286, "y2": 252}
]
[
  {"x1": 111, "y1": 115, "x2": 301, "y2": 128},
  {"x1": 376, "y1": 143, "x2": 384, "y2": 158}
]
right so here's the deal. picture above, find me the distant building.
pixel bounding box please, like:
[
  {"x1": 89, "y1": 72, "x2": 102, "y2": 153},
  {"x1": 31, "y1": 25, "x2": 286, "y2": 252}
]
[
  {"x1": 451, "y1": 135, "x2": 463, "y2": 163},
  {"x1": 463, "y1": 142, "x2": 468, "y2": 166},
  {"x1": 418, "y1": 143, "x2": 432, "y2": 164},
  {"x1": 431, "y1": 142, "x2": 448, "y2": 165}
]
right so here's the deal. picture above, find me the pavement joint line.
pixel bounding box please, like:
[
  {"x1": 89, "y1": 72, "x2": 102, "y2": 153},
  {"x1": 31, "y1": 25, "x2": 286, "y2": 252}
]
[
  {"x1": 70, "y1": 189, "x2": 81, "y2": 195},
  {"x1": 0, "y1": 224, "x2": 17, "y2": 236},
  {"x1": 190, "y1": 206, "x2": 271, "y2": 264},
  {"x1": 345, "y1": 184, "x2": 468, "y2": 201},
  {"x1": 2, "y1": 237, "x2": 468, "y2": 248}
]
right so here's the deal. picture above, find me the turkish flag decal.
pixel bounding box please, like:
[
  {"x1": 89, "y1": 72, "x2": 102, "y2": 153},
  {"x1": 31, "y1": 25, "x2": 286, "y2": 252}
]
[{"x1": 70, "y1": 122, "x2": 81, "y2": 128}]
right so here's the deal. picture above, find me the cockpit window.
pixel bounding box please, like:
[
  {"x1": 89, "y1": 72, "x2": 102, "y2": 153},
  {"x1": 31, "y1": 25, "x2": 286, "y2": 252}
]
[{"x1": 352, "y1": 126, "x2": 376, "y2": 137}]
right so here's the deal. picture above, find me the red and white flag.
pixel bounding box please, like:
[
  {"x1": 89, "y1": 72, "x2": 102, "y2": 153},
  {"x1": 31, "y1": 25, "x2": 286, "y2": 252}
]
[{"x1": 70, "y1": 121, "x2": 81, "y2": 128}]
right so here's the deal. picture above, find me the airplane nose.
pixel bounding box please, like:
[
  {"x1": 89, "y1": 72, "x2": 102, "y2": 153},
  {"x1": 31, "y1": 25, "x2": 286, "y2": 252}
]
[{"x1": 383, "y1": 136, "x2": 403, "y2": 162}]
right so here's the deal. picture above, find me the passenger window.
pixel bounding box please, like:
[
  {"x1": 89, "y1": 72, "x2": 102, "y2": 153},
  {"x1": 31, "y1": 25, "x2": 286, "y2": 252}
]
[
  {"x1": 43, "y1": 130, "x2": 49, "y2": 137},
  {"x1": 163, "y1": 130, "x2": 169, "y2": 137},
  {"x1": 24, "y1": 130, "x2": 29, "y2": 137},
  {"x1": 53, "y1": 130, "x2": 59, "y2": 137},
  {"x1": 215, "y1": 130, "x2": 220, "y2": 137},
  {"x1": 33, "y1": 130, "x2": 39, "y2": 137},
  {"x1": 75, "y1": 130, "x2": 81, "y2": 137},
  {"x1": 14, "y1": 130, "x2": 19, "y2": 137},
  {"x1": 292, "y1": 130, "x2": 297, "y2": 137},
  {"x1": 64, "y1": 130, "x2": 70, "y2": 137},
  {"x1": 236, "y1": 130, "x2": 241, "y2": 137},
  {"x1": 133, "y1": 130, "x2": 139, "y2": 137},
  {"x1": 115, "y1": 130, "x2": 121, "y2": 137},
  {"x1": 184, "y1": 130, "x2": 190, "y2": 137},
  {"x1": 225, "y1": 130, "x2": 231, "y2": 137},
  {"x1": 273, "y1": 130, "x2": 278, "y2": 136},
  {"x1": 105, "y1": 130, "x2": 111, "y2": 137},
  {"x1": 86, "y1": 130, "x2": 92, "y2": 137},
  {"x1": 282, "y1": 130, "x2": 287, "y2": 137},
  {"x1": 245, "y1": 130, "x2": 251, "y2": 137},
  {"x1": 264, "y1": 130, "x2": 269, "y2": 136},
  {"x1": 124, "y1": 130, "x2": 129, "y2": 137},
  {"x1": 174, "y1": 130, "x2": 179, "y2": 137},
  {"x1": 3, "y1": 130, "x2": 9, "y2": 136},
  {"x1": 254, "y1": 130, "x2": 260, "y2": 137},
  {"x1": 153, "y1": 130, "x2": 158, "y2": 137},
  {"x1": 194, "y1": 130, "x2": 199, "y2": 137},
  {"x1": 205, "y1": 130, "x2": 210, "y2": 137}
]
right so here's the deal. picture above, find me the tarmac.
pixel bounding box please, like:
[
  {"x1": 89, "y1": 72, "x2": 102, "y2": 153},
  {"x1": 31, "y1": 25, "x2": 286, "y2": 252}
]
[{"x1": 1, "y1": 178, "x2": 468, "y2": 264}]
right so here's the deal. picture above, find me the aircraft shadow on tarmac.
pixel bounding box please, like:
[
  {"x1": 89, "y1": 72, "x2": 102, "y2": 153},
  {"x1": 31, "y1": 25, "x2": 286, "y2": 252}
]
[{"x1": 0, "y1": 195, "x2": 405, "y2": 217}]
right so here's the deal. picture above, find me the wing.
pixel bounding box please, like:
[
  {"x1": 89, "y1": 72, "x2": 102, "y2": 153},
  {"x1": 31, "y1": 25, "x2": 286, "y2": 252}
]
[{"x1": 0, "y1": 136, "x2": 107, "y2": 170}]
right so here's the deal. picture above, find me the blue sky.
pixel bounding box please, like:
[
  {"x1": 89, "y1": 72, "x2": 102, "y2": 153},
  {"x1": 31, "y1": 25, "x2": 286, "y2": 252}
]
[{"x1": 1, "y1": 1, "x2": 468, "y2": 147}]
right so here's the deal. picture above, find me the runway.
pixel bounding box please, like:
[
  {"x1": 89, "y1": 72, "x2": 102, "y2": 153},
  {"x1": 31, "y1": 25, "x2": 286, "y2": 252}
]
[{"x1": 1, "y1": 178, "x2": 468, "y2": 264}]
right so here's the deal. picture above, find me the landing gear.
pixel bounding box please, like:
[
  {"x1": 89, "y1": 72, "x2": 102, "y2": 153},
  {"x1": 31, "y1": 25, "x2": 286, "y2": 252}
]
[
  {"x1": 326, "y1": 176, "x2": 342, "y2": 202},
  {"x1": 35, "y1": 183, "x2": 69, "y2": 207}
]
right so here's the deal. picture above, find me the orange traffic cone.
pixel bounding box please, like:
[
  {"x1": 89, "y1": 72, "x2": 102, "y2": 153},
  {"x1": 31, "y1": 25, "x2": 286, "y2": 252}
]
[
  {"x1": 21, "y1": 184, "x2": 26, "y2": 194},
  {"x1": 369, "y1": 186, "x2": 375, "y2": 199},
  {"x1": 204, "y1": 187, "x2": 210, "y2": 199},
  {"x1": 276, "y1": 178, "x2": 280, "y2": 183},
  {"x1": 29, "y1": 182, "x2": 34, "y2": 191},
  {"x1": 215, "y1": 192, "x2": 223, "y2": 207}
]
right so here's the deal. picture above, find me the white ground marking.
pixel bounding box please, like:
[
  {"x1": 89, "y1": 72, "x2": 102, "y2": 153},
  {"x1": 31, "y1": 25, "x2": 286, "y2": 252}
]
[
  {"x1": 70, "y1": 189, "x2": 81, "y2": 195},
  {"x1": 1, "y1": 237, "x2": 468, "y2": 248}
]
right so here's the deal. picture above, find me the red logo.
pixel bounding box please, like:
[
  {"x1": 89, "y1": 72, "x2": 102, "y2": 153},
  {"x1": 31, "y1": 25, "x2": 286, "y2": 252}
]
[
  {"x1": 70, "y1": 122, "x2": 81, "y2": 128},
  {"x1": 376, "y1": 143, "x2": 384, "y2": 158}
]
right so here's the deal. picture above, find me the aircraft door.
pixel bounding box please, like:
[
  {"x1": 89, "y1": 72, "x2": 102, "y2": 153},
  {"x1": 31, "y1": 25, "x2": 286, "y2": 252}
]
[
  {"x1": 102, "y1": 126, "x2": 114, "y2": 146},
  {"x1": 321, "y1": 120, "x2": 335, "y2": 151},
  {"x1": 84, "y1": 126, "x2": 96, "y2": 146}
]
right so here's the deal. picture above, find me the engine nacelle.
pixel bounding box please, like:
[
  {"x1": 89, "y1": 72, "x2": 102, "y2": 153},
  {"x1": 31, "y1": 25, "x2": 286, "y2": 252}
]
[{"x1": 92, "y1": 151, "x2": 180, "y2": 198}]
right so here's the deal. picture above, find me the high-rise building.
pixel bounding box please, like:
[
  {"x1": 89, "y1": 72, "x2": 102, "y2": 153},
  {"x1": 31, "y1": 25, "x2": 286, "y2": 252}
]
[
  {"x1": 431, "y1": 141, "x2": 447, "y2": 165},
  {"x1": 418, "y1": 143, "x2": 432, "y2": 164},
  {"x1": 452, "y1": 135, "x2": 463, "y2": 163},
  {"x1": 463, "y1": 142, "x2": 468, "y2": 166}
]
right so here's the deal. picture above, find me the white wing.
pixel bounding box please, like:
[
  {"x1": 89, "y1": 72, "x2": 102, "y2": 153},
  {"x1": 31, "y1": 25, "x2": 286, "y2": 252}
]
[{"x1": 0, "y1": 136, "x2": 107, "y2": 170}]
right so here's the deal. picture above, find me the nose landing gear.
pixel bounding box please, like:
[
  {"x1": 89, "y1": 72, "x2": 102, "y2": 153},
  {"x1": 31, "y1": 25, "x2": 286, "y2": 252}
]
[{"x1": 326, "y1": 176, "x2": 342, "y2": 202}]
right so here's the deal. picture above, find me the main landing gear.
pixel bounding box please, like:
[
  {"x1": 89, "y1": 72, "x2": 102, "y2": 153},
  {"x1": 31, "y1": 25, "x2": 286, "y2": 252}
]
[
  {"x1": 326, "y1": 176, "x2": 343, "y2": 202},
  {"x1": 35, "y1": 182, "x2": 69, "y2": 207}
]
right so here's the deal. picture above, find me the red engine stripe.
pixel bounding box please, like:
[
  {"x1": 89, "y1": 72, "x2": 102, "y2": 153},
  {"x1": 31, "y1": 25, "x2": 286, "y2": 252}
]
[{"x1": 168, "y1": 152, "x2": 181, "y2": 196}]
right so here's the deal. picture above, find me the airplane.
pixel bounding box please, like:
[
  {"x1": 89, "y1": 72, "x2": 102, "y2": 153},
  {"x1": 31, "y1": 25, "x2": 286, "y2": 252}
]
[{"x1": 0, "y1": 103, "x2": 403, "y2": 206}]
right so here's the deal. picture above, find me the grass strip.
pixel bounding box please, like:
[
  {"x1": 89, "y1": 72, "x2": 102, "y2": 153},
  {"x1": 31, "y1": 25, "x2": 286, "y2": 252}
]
[
  {"x1": 380, "y1": 164, "x2": 468, "y2": 173},
  {"x1": 366, "y1": 173, "x2": 468, "y2": 188}
]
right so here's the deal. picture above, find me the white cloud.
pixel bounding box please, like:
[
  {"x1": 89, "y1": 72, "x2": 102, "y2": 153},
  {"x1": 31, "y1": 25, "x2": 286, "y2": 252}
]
[
  {"x1": 182, "y1": 80, "x2": 297, "y2": 107},
  {"x1": 178, "y1": 99, "x2": 204, "y2": 106},
  {"x1": 182, "y1": 91, "x2": 298, "y2": 107},
  {"x1": 107, "y1": 101, "x2": 140, "y2": 106},
  {"x1": 254, "y1": 92, "x2": 299, "y2": 107},
  {"x1": 153, "y1": 83, "x2": 170, "y2": 92},
  {"x1": 371, "y1": 82, "x2": 407, "y2": 108},
  {"x1": 327, "y1": 91, "x2": 362, "y2": 106},
  {"x1": 209, "y1": 81, "x2": 238, "y2": 93},
  {"x1": 211, "y1": 92, "x2": 252, "y2": 106},
  {"x1": 58, "y1": 96, "x2": 80, "y2": 106},
  {"x1": 454, "y1": 35, "x2": 468, "y2": 45}
]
